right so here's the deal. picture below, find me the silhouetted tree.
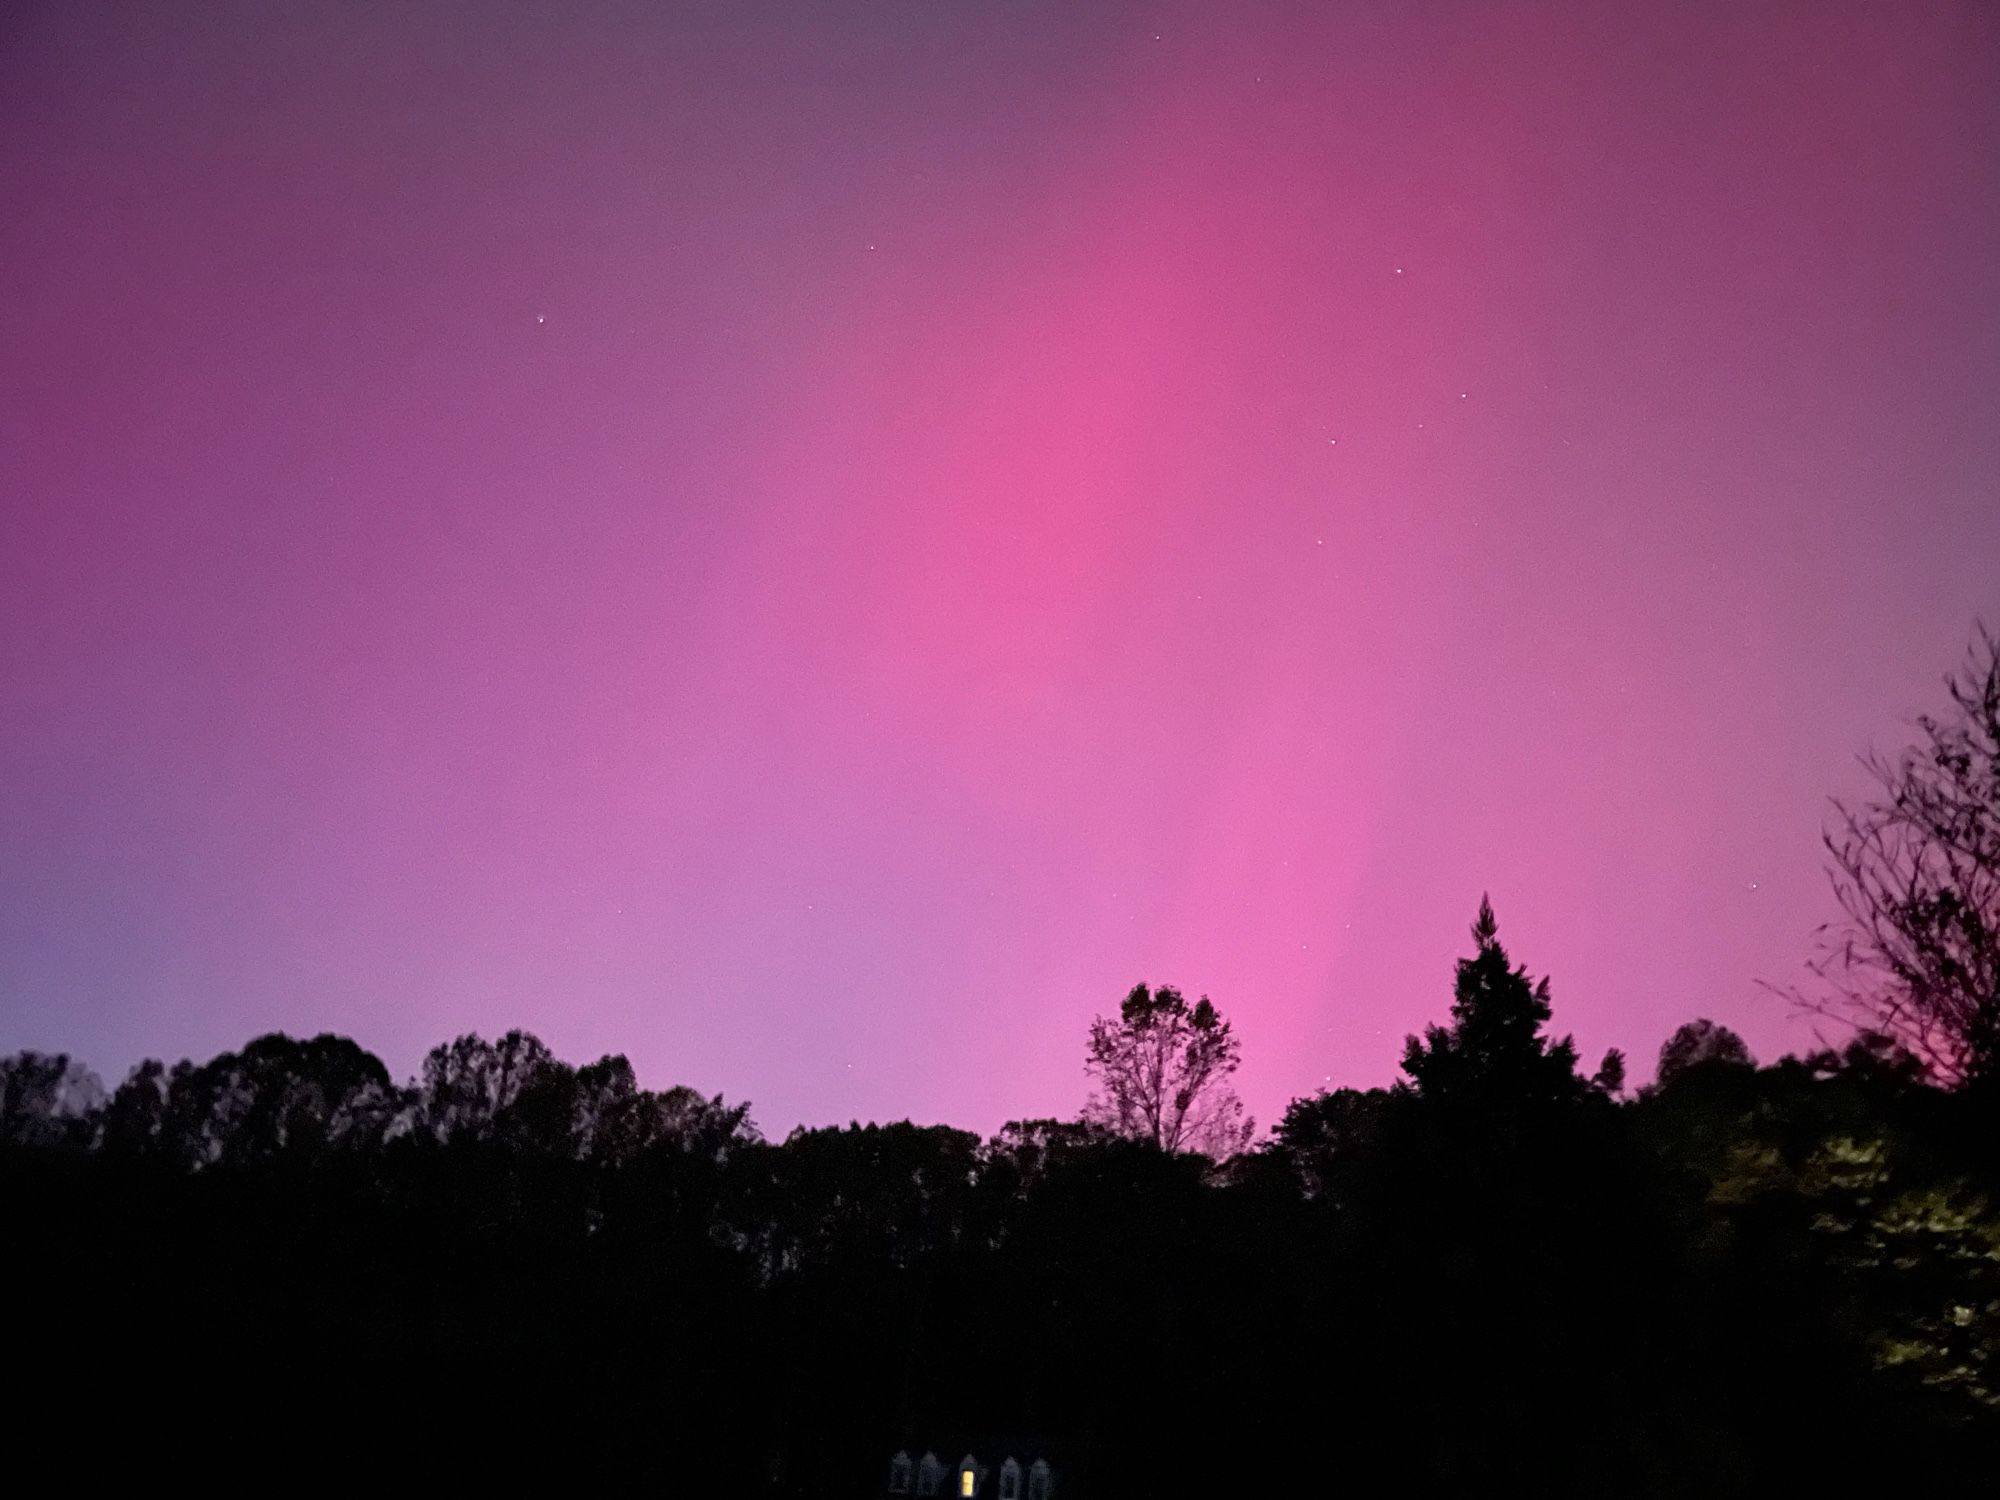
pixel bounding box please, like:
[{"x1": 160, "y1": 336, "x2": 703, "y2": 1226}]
[
  {"x1": 418, "y1": 1028, "x2": 562, "y2": 1145},
  {"x1": 97, "y1": 1056, "x2": 176, "y2": 1157},
  {"x1": 739, "y1": 1121, "x2": 983, "y2": 1278},
  {"x1": 87, "y1": 1035, "x2": 394, "y2": 1167},
  {"x1": 570, "y1": 1051, "x2": 641, "y2": 1161},
  {"x1": 11, "y1": 999, "x2": 2000, "y2": 1492},
  {"x1": 189, "y1": 1032, "x2": 397, "y2": 1163},
  {"x1": 1364, "y1": 901, "x2": 1699, "y2": 1495},
  {"x1": 1656, "y1": 1018, "x2": 1755, "y2": 1085},
  {"x1": 1398, "y1": 896, "x2": 1587, "y2": 1113},
  {"x1": 981, "y1": 1117, "x2": 1116, "y2": 1197},
  {"x1": 586, "y1": 1068, "x2": 758, "y2": 1167},
  {"x1": 1591, "y1": 1047, "x2": 1628, "y2": 1096},
  {"x1": 1082, "y1": 983, "x2": 1253, "y2": 1157},
  {"x1": 1800, "y1": 1028, "x2": 1930, "y2": 1090},
  {"x1": 1809, "y1": 622, "x2": 2000, "y2": 1089},
  {"x1": 0, "y1": 1050, "x2": 102, "y2": 1149},
  {"x1": 1264, "y1": 1086, "x2": 1388, "y2": 1204}
]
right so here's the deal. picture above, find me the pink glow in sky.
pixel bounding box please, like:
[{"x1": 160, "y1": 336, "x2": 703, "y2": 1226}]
[{"x1": 3, "y1": 1, "x2": 1997, "y2": 1134}]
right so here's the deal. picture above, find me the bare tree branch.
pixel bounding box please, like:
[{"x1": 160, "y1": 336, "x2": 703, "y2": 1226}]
[
  {"x1": 1789, "y1": 621, "x2": 2000, "y2": 1089},
  {"x1": 1083, "y1": 984, "x2": 1254, "y2": 1158}
]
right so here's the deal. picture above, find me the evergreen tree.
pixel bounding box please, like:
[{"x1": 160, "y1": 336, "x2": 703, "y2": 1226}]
[{"x1": 1399, "y1": 896, "x2": 1587, "y2": 1112}]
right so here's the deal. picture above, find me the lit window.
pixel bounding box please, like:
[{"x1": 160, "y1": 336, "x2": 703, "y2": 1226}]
[{"x1": 961, "y1": 1471, "x2": 976, "y2": 1497}]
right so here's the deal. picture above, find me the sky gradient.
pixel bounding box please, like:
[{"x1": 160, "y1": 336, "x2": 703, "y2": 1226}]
[{"x1": 4, "y1": 0, "x2": 1998, "y2": 1135}]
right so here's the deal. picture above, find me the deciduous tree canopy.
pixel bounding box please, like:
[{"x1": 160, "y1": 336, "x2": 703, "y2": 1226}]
[{"x1": 1082, "y1": 982, "x2": 1253, "y2": 1157}]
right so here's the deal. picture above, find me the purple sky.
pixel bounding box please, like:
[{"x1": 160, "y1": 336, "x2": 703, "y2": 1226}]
[{"x1": 3, "y1": 1, "x2": 1997, "y2": 1136}]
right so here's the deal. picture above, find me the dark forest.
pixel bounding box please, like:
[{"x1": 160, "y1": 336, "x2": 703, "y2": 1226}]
[{"x1": 9, "y1": 926, "x2": 1999, "y2": 1494}]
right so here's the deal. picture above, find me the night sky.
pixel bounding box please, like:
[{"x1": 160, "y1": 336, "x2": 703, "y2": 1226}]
[{"x1": 4, "y1": 1, "x2": 1997, "y2": 1135}]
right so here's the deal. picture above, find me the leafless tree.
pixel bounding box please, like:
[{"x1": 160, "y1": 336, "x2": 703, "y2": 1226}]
[
  {"x1": 1083, "y1": 983, "x2": 1253, "y2": 1157},
  {"x1": 1805, "y1": 622, "x2": 2000, "y2": 1088}
]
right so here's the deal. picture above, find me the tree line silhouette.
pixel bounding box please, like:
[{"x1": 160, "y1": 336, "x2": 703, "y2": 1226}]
[
  {"x1": 5, "y1": 625, "x2": 1997, "y2": 1493},
  {"x1": 6, "y1": 912, "x2": 1998, "y2": 1493}
]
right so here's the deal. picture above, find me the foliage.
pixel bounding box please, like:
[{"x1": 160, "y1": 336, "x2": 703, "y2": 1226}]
[
  {"x1": 8, "y1": 913, "x2": 2000, "y2": 1490},
  {"x1": 0, "y1": 1050, "x2": 103, "y2": 1149},
  {"x1": 1081, "y1": 983, "x2": 1253, "y2": 1158},
  {"x1": 1398, "y1": 896, "x2": 1590, "y2": 1116},
  {"x1": 1656, "y1": 1018, "x2": 1756, "y2": 1086},
  {"x1": 1264, "y1": 1085, "x2": 1388, "y2": 1205}
]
